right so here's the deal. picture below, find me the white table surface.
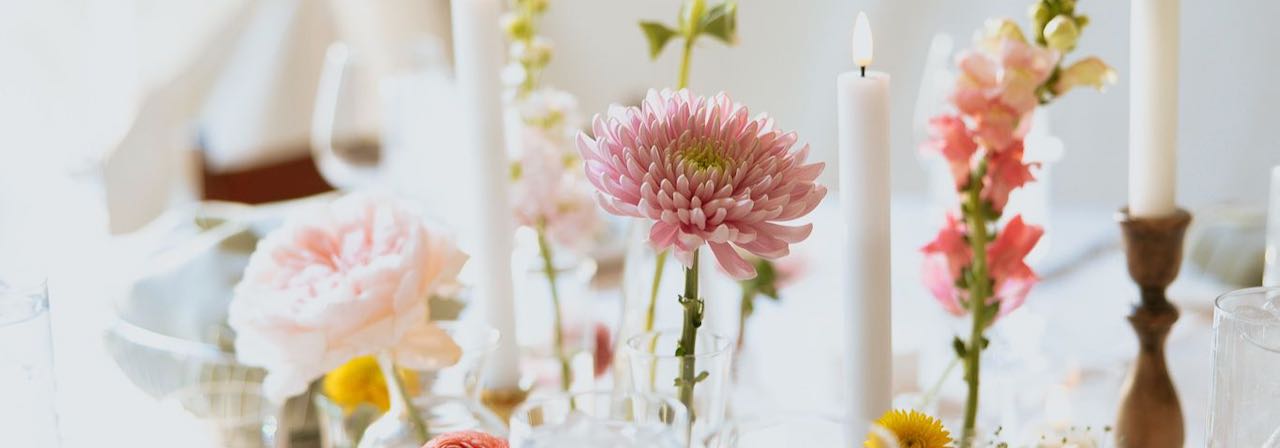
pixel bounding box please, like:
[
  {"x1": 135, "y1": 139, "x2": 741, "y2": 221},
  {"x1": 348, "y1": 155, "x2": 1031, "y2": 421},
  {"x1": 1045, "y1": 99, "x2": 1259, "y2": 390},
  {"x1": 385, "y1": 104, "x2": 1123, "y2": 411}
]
[{"x1": 41, "y1": 194, "x2": 1234, "y2": 447}]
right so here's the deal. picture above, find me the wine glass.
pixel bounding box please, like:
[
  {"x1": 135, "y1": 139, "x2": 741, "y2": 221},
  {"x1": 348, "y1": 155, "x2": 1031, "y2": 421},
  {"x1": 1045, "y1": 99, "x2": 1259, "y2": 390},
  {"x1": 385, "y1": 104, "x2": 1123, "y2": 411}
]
[{"x1": 311, "y1": 38, "x2": 453, "y2": 192}]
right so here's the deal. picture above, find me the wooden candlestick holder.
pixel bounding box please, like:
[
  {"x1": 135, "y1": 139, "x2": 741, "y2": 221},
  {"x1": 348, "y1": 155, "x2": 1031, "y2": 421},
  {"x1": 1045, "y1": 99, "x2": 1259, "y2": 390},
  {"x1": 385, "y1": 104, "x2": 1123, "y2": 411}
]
[{"x1": 1114, "y1": 208, "x2": 1191, "y2": 448}]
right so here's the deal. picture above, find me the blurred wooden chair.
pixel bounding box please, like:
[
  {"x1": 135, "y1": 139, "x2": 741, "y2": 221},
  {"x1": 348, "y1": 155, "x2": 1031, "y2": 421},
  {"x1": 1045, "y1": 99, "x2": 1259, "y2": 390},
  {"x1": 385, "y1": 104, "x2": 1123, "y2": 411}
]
[{"x1": 199, "y1": 142, "x2": 332, "y2": 205}]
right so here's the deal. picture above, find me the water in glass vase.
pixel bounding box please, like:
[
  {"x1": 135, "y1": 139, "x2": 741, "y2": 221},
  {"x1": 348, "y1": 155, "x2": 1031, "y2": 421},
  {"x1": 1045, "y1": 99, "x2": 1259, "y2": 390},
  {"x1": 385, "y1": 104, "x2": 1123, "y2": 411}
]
[{"x1": 1209, "y1": 287, "x2": 1280, "y2": 447}]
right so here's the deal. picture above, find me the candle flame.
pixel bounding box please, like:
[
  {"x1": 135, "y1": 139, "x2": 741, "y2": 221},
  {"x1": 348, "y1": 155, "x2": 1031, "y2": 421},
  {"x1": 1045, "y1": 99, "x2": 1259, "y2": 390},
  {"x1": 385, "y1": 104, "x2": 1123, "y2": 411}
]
[{"x1": 852, "y1": 11, "x2": 874, "y2": 68}]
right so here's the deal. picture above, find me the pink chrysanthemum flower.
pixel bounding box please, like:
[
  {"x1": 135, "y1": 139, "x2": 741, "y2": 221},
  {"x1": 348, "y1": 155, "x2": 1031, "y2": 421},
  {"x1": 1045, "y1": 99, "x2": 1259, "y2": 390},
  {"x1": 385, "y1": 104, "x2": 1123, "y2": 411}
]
[{"x1": 577, "y1": 89, "x2": 826, "y2": 279}]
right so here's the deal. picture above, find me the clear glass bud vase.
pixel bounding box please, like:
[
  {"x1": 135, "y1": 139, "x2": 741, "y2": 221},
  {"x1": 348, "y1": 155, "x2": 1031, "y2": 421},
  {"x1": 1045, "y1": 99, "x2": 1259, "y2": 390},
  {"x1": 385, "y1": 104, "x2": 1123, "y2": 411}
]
[
  {"x1": 325, "y1": 322, "x2": 502, "y2": 448},
  {"x1": 615, "y1": 221, "x2": 729, "y2": 390},
  {"x1": 514, "y1": 228, "x2": 599, "y2": 394},
  {"x1": 626, "y1": 329, "x2": 733, "y2": 440}
]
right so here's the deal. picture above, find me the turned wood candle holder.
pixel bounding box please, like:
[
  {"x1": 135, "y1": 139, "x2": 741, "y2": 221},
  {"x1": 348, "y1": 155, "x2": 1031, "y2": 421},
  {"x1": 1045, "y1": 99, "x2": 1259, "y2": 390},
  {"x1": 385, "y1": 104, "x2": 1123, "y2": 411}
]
[{"x1": 1114, "y1": 208, "x2": 1191, "y2": 448}]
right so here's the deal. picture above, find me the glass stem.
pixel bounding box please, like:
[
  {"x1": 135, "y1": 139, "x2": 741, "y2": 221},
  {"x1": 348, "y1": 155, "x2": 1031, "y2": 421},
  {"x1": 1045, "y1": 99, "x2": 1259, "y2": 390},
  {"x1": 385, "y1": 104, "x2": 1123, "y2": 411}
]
[
  {"x1": 676, "y1": 249, "x2": 703, "y2": 421},
  {"x1": 377, "y1": 352, "x2": 429, "y2": 443},
  {"x1": 536, "y1": 224, "x2": 573, "y2": 391},
  {"x1": 961, "y1": 175, "x2": 992, "y2": 447}
]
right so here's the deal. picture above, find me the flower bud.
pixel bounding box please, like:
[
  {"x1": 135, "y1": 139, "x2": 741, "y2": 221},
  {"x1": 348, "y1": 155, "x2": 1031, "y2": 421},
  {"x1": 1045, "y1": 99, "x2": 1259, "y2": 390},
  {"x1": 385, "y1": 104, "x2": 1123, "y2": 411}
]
[
  {"x1": 679, "y1": 0, "x2": 706, "y2": 35},
  {"x1": 523, "y1": 0, "x2": 548, "y2": 14},
  {"x1": 1052, "y1": 57, "x2": 1117, "y2": 95},
  {"x1": 977, "y1": 18, "x2": 1026, "y2": 53},
  {"x1": 985, "y1": 18, "x2": 1026, "y2": 43},
  {"x1": 1029, "y1": 2, "x2": 1053, "y2": 31},
  {"x1": 511, "y1": 38, "x2": 553, "y2": 67},
  {"x1": 527, "y1": 37, "x2": 553, "y2": 66},
  {"x1": 1043, "y1": 15, "x2": 1080, "y2": 51},
  {"x1": 502, "y1": 13, "x2": 533, "y2": 40}
]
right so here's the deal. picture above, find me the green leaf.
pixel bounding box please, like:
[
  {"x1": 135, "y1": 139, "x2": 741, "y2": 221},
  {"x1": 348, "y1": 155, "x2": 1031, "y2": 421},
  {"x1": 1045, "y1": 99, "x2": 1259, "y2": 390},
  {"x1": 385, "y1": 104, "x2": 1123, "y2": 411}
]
[
  {"x1": 700, "y1": 1, "x2": 738, "y2": 45},
  {"x1": 952, "y1": 336, "x2": 967, "y2": 358},
  {"x1": 639, "y1": 21, "x2": 678, "y2": 60}
]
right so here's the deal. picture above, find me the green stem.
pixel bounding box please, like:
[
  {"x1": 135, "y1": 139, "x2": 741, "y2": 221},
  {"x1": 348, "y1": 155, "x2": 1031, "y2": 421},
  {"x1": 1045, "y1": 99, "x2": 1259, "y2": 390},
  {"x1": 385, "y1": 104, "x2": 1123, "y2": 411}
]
[
  {"x1": 960, "y1": 176, "x2": 992, "y2": 447},
  {"x1": 677, "y1": 40, "x2": 694, "y2": 89},
  {"x1": 645, "y1": 250, "x2": 669, "y2": 389},
  {"x1": 379, "y1": 354, "x2": 429, "y2": 443},
  {"x1": 644, "y1": 251, "x2": 669, "y2": 334},
  {"x1": 735, "y1": 288, "x2": 752, "y2": 355},
  {"x1": 536, "y1": 224, "x2": 573, "y2": 392},
  {"x1": 676, "y1": 249, "x2": 703, "y2": 421}
]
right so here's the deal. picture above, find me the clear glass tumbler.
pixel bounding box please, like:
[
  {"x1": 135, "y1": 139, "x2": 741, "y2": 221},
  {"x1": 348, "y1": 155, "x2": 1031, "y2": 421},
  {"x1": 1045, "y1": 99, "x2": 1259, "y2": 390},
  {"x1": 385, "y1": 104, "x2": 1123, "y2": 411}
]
[
  {"x1": 626, "y1": 330, "x2": 733, "y2": 440},
  {"x1": 0, "y1": 279, "x2": 60, "y2": 446},
  {"x1": 508, "y1": 391, "x2": 689, "y2": 448},
  {"x1": 1208, "y1": 287, "x2": 1280, "y2": 446}
]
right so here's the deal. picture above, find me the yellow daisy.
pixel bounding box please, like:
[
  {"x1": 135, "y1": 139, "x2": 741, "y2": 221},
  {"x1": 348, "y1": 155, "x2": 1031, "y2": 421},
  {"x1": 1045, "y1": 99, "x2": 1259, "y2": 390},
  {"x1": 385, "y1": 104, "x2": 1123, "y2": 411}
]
[
  {"x1": 322, "y1": 355, "x2": 421, "y2": 413},
  {"x1": 866, "y1": 409, "x2": 953, "y2": 448}
]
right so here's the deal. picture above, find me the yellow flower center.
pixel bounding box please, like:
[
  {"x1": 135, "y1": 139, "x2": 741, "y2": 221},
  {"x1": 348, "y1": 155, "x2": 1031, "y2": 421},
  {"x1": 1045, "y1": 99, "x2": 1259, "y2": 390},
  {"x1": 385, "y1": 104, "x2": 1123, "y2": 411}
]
[{"x1": 681, "y1": 140, "x2": 730, "y2": 172}]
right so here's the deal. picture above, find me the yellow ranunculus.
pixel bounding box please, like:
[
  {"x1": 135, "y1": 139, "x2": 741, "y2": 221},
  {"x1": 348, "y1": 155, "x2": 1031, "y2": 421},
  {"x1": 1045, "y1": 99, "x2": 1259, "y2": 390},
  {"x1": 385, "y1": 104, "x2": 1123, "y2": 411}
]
[{"x1": 322, "y1": 356, "x2": 421, "y2": 413}]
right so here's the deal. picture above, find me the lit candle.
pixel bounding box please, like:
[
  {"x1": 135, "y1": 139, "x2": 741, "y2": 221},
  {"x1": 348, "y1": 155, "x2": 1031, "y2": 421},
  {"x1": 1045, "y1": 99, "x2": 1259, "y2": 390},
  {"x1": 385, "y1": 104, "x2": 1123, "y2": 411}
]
[
  {"x1": 1128, "y1": 0, "x2": 1179, "y2": 217},
  {"x1": 837, "y1": 11, "x2": 892, "y2": 426},
  {"x1": 450, "y1": 0, "x2": 521, "y2": 389}
]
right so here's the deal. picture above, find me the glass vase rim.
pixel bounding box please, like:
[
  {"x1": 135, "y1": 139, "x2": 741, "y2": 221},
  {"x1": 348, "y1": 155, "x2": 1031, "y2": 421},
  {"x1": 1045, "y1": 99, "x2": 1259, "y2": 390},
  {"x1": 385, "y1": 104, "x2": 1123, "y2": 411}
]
[
  {"x1": 433, "y1": 320, "x2": 501, "y2": 353},
  {"x1": 510, "y1": 390, "x2": 691, "y2": 445},
  {"x1": 1214, "y1": 286, "x2": 1280, "y2": 324},
  {"x1": 623, "y1": 329, "x2": 733, "y2": 360}
]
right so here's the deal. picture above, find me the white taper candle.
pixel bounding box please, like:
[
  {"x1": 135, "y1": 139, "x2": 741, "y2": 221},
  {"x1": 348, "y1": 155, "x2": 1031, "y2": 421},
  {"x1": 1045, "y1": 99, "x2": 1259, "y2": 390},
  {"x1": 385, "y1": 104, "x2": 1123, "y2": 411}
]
[
  {"x1": 837, "y1": 11, "x2": 892, "y2": 427},
  {"x1": 1128, "y1": 0, "x2": 1180, "y2": 217},
  {"x1": 451, "y1": 0, "x2": 521, "y2": 388}
]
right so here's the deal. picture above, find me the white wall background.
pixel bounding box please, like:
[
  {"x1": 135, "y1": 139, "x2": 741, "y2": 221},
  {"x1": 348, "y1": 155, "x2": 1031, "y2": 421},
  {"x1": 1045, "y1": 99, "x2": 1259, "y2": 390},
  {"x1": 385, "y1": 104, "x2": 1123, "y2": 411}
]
[{"x1": 539, "y1": 0, "x2": 1280, "y2": 209}]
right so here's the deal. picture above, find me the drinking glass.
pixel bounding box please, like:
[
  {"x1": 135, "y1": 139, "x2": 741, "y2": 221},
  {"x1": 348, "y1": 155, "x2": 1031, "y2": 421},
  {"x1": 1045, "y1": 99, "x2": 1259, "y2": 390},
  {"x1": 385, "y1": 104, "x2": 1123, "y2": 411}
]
[
  {"x1": 311, "y1": 37, "x2": 454, "y2": 192},
  {"x1": 1208, "y1": 287, "x2": 1280, "y2": 446},
  {"x1": 508, "y1": 391, "x2": 689, "y2": 448},
  {"x1": 0, "y1": 278, "x2": 60, "y2": 447},
  {"x1": 166, "y1": 380, "x2": 280, "y2": 448},
  {"x1": 626, "y1": 330, "x2": 733, "y2": 440}
]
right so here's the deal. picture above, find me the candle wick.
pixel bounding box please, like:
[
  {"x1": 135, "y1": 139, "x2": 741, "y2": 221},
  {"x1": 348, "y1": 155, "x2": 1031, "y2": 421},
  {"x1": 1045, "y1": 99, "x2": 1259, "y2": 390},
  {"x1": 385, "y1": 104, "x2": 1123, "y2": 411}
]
[{"x1": 860, "y1": 65, "x2": 866, "y2": 77}]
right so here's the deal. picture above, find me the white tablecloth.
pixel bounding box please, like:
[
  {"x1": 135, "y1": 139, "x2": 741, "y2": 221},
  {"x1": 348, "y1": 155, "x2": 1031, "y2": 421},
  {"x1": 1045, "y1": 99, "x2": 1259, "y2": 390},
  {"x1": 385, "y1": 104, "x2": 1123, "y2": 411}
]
[{"x1": 44, "y1": 195, "x2": 1231, "y2": 446}]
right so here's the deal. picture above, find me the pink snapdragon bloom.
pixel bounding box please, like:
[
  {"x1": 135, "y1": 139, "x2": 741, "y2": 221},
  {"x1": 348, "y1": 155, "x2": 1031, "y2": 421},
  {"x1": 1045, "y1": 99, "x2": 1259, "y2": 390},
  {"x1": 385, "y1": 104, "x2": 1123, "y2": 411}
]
[
  {"x1": 921, "y1": 214, "x2": 972, "y2": 315},
  {"x1": 511, "y1": 127, "x2": 602, "y2": 251},
  {"x1": 924, "y1": 115, "x2": 978, "y2": 189},
  {"x1": 423, "y1": 431, "x2": 508, "y2": 448},
  {"x1": 921, "y1": 214, "x2": 1042, "y2": 319},
  {"x1": 578, "y1": 89, "x2": 826, "y2": 279},
  {"x1": 985, "y1": 215, "x2": 1043, "y2": 316},
  {"x1": 952, "y1": 37, "x2": 1058, "y2": 150},
  {"x1": 229, "y1": 194, "x2": 466, "y2": 401},
  {"x1": 982, "y1": 141, "x2": 1038, "y2": 212}
]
